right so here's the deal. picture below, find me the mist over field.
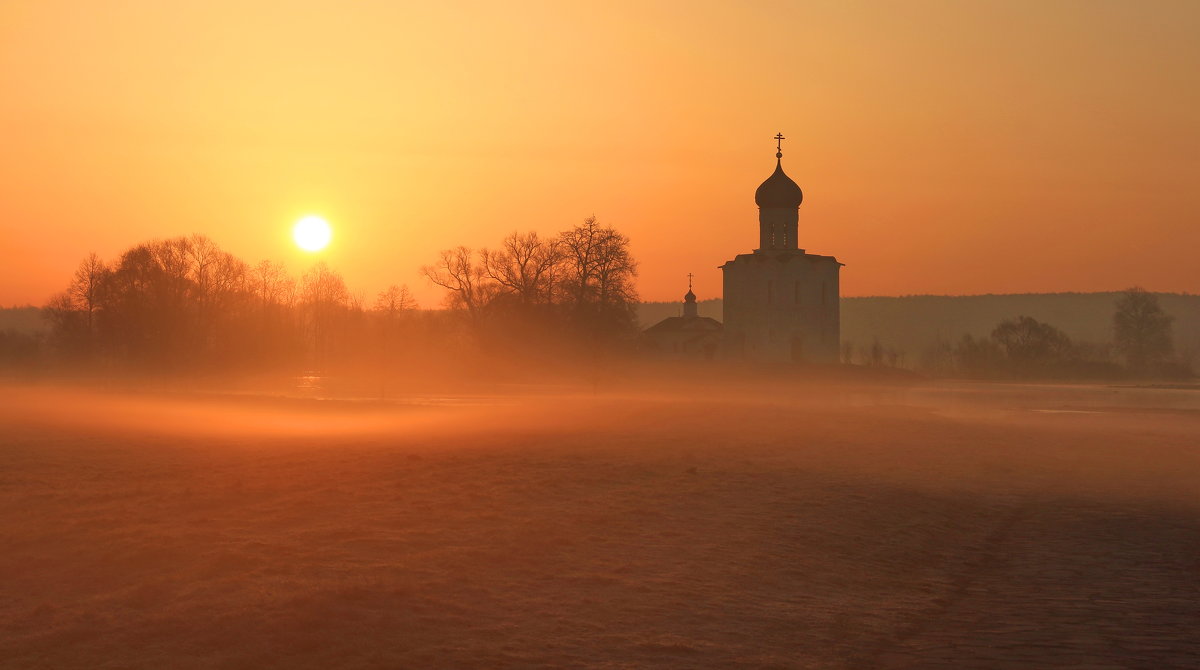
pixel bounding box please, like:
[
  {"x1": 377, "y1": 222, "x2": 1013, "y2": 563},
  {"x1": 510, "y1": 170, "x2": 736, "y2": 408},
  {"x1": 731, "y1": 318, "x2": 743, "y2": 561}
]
[
  {"x1": 3, "y1": 376, "x2": 1198, "y2": 668},
  {"x1": 3, "y1": 1, "x2": 1198, "y2": 666}
]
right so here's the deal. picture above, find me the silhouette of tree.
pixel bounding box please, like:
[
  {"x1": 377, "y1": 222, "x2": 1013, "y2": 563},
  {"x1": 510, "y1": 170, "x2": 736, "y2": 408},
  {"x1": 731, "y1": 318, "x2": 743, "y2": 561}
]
[
  {"x1": 301, "y1": 262, "x2": 350, "y2": 365},
  {"x1": 991, "y1": 316, "x2": 1073, "y2": 367},
  {"x1": 68, "y1": 252, "x2": 106, "y2": 337},
  {"x1": 558, "y1": 216, "x2": 638, "y2": 336},
  {"x1": 374, "y1": 284, "x2": 417, "y2": 316},
  {"x1": 955, "y1": 333, "x2": 1004, "y2": 378},
  {"x1": 421, "y1": 247, "x2": 490, "y2": 319},
  {"x1": 1113, "y1": 287, "x2": 1173, "y2": 371},
  {"x1": 481, "y1": 231, "x2": 561, "y2": 306},
  {"x1": 252, "y1": 260, "x2": 293, "y2": 308},
  {"x1": 951, "y1": 316, "x2": 1103, "y2": 379}
]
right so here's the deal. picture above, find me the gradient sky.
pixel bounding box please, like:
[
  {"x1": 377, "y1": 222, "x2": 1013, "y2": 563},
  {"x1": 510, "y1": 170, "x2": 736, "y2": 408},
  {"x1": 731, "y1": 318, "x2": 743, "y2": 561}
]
[{"x1": 2, "y1": 0, "x2": 1198, "y2": 307}]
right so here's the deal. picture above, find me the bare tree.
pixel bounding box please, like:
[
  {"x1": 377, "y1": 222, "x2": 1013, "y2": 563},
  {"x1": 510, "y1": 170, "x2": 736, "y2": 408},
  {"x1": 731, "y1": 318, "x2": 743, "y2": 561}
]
[
  {"x1": 185, "y1": 234, "x2": 220, "y2": 310},
  {"x1": 373, "y1": 284, "x2": 418, "y2": 389},
  {"x1": 374, "y1": 284, "x2": 417, "y2": 315},
  {"x1": 992, "y1": 316, "x2": 1073, "y2": 366},
  {"x1": 1114, "y1": 287, "x2": 1173, "y2": 371},
  {"x1": 43, "y1": 291, "x2": 86, "y2": 352},
  {"x1": 252, "y1": 260, "x2": 291, "y2": 307},
  {"x1": 559, "y1": 216, "x2": 606, "y2": 308},
  {"x1": 421, "y1": 247, "x2": 490, "y2": 318},
  {"x1": 591, "y1": 226, "x2": 637, "y2": 308},
  {"x1": 301, "y1": 262, "x2": 351, "y2": 365},
  {"x1": 301, "y1": 262, "x2": 350, "y2": 310},
  {"x1": 558, "y1": 217, "x2": 638, "y2": 334},
  {"x1": 481, "y1": 231, "x2": 561, "y2": 306},
  {"x1": 68, "y1": 253, "x2": 106, "y2": 335}
]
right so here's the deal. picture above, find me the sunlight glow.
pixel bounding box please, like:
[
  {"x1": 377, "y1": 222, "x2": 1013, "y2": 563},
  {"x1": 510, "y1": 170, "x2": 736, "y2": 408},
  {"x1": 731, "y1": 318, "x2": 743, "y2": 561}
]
[{"x1": 293, "y1": 216, "x2": 332, "y2": 252}]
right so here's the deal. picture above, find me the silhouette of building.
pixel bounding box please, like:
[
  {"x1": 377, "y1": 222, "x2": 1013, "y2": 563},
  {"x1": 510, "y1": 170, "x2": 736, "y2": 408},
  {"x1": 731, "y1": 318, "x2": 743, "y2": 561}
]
[
  {"x1": 720, "y1": 135, "x2": 842, "y2": 363},
  {"x1": 641, "y1": 279, "x2": 723, "y2": 360}
]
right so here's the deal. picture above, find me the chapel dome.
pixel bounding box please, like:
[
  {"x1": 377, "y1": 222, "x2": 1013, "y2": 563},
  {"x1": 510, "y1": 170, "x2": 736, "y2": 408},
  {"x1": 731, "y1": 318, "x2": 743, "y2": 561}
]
[{"x1": 754, "y1": 158, "x2": 803, "y2": 208}]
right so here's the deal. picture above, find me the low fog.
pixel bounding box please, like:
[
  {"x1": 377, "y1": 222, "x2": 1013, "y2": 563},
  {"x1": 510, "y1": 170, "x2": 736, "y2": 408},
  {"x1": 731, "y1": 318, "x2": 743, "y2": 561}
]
[{"x1": 2, "y1": 374, "x2": 1198, "y2": 668}]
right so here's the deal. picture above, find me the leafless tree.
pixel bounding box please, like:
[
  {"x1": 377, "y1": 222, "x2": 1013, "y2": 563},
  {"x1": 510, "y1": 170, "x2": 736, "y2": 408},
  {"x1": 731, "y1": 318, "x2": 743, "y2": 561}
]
[
  {"x1": 558, "y1": 216, "x2": 605, "y2": 308},
  {"x1": 558, "y1": 216, "x2": 639, "y2": 334},
  {"x1": 301, "y1": 262, "x2": 351, "y2": 365},
  {"x1": 481, "y1": 232, "x2": 561, "y2": 306},
  {"x1": 374, "y1": 284, "x2": 417, "y2": 315},
  {"x1": 1114, "y1": 287, "x2": 1174, "y2": 371},
  {"x1": 301, "y1": 262, "x2": 350, "y2": 310},
  {"x1": 252, "y1": 260, "x2": 291, "y2": 307},
  {"x1": 421, "y1": 247, "x2": 490, "y2": 318},
  {"x1": 68, "y1": 253, "x2": 106, "y2": 335}
]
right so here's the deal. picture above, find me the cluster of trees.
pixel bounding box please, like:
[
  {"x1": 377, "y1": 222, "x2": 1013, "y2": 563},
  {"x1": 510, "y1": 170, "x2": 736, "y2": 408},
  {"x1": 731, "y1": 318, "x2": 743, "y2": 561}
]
[
  {"x1": 28, "y1": 217, "x2": 637, "y2": 375},
  {"x1": 39, "y1": 234, "x2": 423, "y2": 372},
  {"x1": 421, "y1": 216, "x2": 639, "y2": 346},
  {"x1": 931, "y1": 288, "x2": 1186, "y2": 379}
]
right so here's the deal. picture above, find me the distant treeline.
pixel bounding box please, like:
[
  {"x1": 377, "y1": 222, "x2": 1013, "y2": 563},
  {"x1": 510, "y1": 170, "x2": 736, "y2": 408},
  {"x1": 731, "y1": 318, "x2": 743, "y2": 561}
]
[
  {"x1": 640, "y1": 290, "x2": 1196, "y2": 379},
  {"x1": 1, "y1": 217, "x2": 638, "y2": 377}
]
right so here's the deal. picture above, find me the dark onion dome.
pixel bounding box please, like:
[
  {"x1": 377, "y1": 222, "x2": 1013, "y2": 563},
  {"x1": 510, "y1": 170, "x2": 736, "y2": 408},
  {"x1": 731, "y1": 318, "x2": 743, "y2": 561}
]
[
  {"x1": 684, "y1": 289, "x2": 696, "y2": 302},
  {"x1": 754, "y1": 158, "x2": 803, "y2": 208}
]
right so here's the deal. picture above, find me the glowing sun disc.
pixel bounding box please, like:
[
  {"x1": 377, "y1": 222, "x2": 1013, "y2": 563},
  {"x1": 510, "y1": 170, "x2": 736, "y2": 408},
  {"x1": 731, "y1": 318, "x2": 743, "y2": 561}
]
[{"x1": 293, "y1": 216, "x2": 332, "y2": 251}]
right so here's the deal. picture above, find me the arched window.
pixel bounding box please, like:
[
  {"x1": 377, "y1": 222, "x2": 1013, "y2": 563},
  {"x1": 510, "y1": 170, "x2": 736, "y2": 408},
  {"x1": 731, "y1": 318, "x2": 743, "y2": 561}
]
[{"x1": 794, "y1": 280, "x2": 801, "y2": 305}]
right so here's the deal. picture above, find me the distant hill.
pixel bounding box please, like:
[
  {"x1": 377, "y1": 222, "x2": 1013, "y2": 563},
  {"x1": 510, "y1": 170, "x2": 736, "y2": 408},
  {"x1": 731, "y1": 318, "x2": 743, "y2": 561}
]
[{"x1": 639, "y1": 293, "x2": 1200, "y2": 362}]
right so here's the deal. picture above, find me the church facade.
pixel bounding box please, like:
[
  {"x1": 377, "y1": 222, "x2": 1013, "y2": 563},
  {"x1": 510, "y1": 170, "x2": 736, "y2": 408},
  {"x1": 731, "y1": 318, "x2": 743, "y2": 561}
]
[
  {"x1": 640, "y1": 285, "x2": 723, "y2": 360},
  {"x1": 720, "y1": 137, "x2": 842, "y2": 363}
]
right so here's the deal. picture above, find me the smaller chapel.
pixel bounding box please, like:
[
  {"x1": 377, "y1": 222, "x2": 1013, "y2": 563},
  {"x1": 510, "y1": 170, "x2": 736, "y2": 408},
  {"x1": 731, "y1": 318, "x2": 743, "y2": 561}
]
[
  {"x1": 720, "y1": 135, "x2": 842, "y2": 363},
  {"x1": 640, "y1": 279, "x2": 723, "y2": 360}
]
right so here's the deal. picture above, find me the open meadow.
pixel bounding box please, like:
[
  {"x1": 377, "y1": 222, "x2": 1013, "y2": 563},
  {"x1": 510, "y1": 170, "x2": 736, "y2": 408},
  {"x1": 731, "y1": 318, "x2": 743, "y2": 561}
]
[{"x1": 2, "y1": 378, "x2": 1198, "y2": 669}]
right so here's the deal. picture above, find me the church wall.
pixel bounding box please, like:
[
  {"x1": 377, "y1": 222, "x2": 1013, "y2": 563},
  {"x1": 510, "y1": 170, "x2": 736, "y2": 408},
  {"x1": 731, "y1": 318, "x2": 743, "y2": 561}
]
[
  {"x1": 721, "y1": 252, "x2": 840, "y2": 363},
  {"x1": 641, "y1": 329, "x2": 721, "y2": 360}
]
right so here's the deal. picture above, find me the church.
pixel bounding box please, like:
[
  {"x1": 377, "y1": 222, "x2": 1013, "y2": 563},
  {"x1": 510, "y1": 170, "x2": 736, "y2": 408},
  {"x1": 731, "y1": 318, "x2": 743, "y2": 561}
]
[
  {"x1": 639, "y1": 278, "x2": 723, "y2": 360},
  {"x1": 721, "y1": 135, "x2": 842, "y2": 363},
  {"x1": 644, "y1": 134, "x2": 842, "y2": 364}
]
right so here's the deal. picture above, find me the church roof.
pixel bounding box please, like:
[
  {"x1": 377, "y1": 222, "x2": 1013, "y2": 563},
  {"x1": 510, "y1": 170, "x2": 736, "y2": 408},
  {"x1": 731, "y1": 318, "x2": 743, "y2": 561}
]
[
  {"x1": 719, "y1": 250, "x2": 843, "y2": 268},
  {"x1": 642, "y1": 316, "x2": 723, "y2": 335},
  {"x1": 754, "y1": 158, "x2": 803, "y2": 208}
]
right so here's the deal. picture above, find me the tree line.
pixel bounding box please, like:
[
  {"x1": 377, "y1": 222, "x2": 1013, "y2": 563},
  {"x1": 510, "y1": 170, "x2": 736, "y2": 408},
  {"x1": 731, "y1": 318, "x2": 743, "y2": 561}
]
[
  {"x1": 420, "y1": 216, "x2": 638, "y2": 343},
  {"x1": 906, "y1": 288, "x2": 1188, "y2": 379},
  {"x1": 22, "y1": 217, "x2": 637, "y2": 375},
  {"x1": 40, "y1": 234, "x2": 379, "y2": 370}
]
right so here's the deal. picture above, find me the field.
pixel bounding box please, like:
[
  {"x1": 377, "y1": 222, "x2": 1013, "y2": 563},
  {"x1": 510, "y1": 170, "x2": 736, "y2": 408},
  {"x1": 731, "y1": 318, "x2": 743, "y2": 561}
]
[{"x1": 2, "y1": 378, "x2": 1198, "y2": 668}]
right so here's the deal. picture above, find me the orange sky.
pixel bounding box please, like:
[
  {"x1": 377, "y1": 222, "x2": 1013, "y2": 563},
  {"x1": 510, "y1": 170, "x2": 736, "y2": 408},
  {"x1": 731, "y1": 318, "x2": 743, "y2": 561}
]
[{"x1": 2, "y1": 0, "x2": 1198, "y2": 307}]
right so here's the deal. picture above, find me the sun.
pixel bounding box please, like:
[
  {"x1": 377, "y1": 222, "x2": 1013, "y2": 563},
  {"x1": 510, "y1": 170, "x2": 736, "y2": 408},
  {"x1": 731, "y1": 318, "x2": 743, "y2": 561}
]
[{"x1": 293, "y1": 215, "x2": 332, "y2": 252}]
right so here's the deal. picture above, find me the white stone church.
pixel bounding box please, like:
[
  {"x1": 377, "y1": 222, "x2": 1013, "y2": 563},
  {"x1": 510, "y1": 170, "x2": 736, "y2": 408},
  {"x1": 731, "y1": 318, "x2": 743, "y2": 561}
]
[{"x1": 644, "y1": 135, "x2": 842, "y2": 364}]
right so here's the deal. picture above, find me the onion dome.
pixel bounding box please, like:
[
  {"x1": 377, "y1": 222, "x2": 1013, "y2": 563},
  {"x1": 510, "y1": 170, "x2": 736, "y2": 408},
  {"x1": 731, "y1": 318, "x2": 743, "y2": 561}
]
[
  {"x1": 682, "y1": 286, "x2": 698, "y2": 318},
  {"x1": 754, "y1": 157, "x2": 803, "y2": 208}
]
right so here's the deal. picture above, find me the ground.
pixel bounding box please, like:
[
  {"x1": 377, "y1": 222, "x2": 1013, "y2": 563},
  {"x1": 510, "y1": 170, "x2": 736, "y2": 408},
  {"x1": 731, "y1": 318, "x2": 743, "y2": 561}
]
[{"x1": 1, "y1": 379, "x2": 1198, "y2": 669}]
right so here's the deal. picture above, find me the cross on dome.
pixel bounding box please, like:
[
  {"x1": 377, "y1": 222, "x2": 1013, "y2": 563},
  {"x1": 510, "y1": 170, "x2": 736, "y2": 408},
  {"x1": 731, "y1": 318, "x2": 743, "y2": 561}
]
[{"x1": 755, "y1": 132, "x2": 803, "y2": 210}]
